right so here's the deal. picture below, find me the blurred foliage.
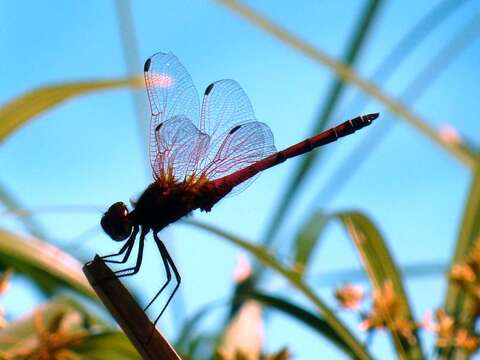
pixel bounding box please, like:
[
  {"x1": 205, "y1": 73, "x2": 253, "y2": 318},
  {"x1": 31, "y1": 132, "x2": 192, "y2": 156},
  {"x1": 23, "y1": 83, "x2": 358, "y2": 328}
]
[
  {"x1": 259, "y1": 0, "x2": 383, "y2": 256},
  {"x1": 0, "y1": 0, "x2": 478, "y2": 359},
  {"x1": 0, "y1": 77, "x2": 143, "y2": 144},
  {"x1": 0, "y1": 229, "x2": 96, "y2": 300},
  {"x1": 0, "y1": 296, "x2": 139, "y2": 359},
  {"x1": 333, "y1": 211, "x2": 422, "y2": 358},
  {"x1": 216, "y1": 0, "x2": 476, "y2": 170}
]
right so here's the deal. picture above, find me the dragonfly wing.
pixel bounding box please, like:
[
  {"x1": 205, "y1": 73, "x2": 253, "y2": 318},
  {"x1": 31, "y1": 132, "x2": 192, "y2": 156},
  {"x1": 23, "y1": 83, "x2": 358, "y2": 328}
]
[
  {"x1": 200, "y1": 80, "x2": 276, "y2": 193},
  {"x1": 152, "y1": 115, "x2": 209, "y2": 182},
  {"x1": 144, "y1": 52, "x2": 201, "y2": 178},
  {"x1": 200, "y1": 79, "x2": 255, "y2": 139},
  {"x1": 201, "y1": 121, "x2": 276, "y2": 194}
]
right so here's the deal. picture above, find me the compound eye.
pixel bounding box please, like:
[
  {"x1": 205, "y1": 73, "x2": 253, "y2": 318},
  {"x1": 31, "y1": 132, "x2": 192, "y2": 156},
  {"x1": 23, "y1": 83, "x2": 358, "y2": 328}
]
[
  {"x1": 111, "y1": 202, "x2": 129, "y2": 218},
  {"x1": 101, "y1": 202, "x2": 132, "y2": 241}
]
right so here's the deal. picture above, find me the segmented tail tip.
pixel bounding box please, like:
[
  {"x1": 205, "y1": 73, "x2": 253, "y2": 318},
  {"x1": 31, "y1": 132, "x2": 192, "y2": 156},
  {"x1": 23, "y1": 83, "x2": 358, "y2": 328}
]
[{"x1": 364, "y1": 112, "x2": 379, "y2": 123}]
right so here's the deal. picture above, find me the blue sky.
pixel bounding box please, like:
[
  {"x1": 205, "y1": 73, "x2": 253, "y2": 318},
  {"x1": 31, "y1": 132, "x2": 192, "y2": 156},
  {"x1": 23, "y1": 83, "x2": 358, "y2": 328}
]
[{"x1": 1, "y1": 0, "x2": 480, "y2": 358}]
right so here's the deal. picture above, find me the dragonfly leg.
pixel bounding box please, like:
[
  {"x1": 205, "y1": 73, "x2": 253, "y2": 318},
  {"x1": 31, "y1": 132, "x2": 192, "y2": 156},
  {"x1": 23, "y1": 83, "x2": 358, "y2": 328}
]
[
  {"x1": 143, "y1": 236, "x2": 171, "y2": 312},
  {"x1": 114, "y1": 227, "x2": 147, "y2": 278},
  {"x1": 151, "y1": 232, "x2": 181, "y2": 325},
  {"x1": 102, "y1": 226, "x2": 139, "y2": 264},
  {"x1": 86, "y1": 226, "x2": 138, "y2": 267}
]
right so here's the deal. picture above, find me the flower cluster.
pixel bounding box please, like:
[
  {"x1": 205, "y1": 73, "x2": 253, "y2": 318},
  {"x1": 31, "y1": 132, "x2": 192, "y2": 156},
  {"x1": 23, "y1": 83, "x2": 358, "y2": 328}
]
[
  {"x1": 420, "y1": 308, "x2": 479, "y2": 353},
  {"x1": 335, "y1": 281, "x2": 418, "y2": 345},
  {"x1": 0, "y1": 308, "x2": 88, "y2": 360},
  {"x1": 334, "y1": 283, "x2": 364, "y2": 310},
  {"x1": 423, "y1": 240, "x2": 480, "y2": 354}
]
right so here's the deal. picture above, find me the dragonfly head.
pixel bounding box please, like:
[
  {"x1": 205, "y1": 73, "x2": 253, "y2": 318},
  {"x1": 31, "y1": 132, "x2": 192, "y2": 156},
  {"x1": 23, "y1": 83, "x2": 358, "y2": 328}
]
[{"x1": 101, "y1": 202, "x2": 132, "y2": 241}]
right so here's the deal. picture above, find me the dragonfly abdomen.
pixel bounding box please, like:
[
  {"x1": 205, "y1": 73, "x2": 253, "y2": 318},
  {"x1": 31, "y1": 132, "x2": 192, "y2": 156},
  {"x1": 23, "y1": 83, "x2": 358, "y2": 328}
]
[{"x1": 213, "y1": 113, "x2": 378, "y2": 193}]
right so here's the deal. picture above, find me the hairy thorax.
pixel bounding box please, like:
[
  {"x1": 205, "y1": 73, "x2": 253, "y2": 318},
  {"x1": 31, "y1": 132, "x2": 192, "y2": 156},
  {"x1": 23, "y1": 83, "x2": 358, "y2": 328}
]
[{"x1": 129, "y1": 177, "x2": 228, "y2": 232}]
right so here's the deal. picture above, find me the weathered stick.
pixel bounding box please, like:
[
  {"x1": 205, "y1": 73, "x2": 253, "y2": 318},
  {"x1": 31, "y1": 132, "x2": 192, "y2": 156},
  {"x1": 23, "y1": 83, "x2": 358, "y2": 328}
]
[{"x1": 83, "y1": 255, "x2": 181, "y2": 360}]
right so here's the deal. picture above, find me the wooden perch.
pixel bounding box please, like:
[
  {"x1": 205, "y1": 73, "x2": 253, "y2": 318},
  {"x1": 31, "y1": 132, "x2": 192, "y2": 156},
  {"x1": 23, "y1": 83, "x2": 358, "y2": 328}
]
[{"x1": 83, "y1": 255, "x2": 182, "y2": 360}]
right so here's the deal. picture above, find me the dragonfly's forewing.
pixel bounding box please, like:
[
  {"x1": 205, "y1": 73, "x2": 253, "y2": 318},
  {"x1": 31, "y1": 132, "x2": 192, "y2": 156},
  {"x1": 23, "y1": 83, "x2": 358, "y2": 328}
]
[
  {"x1": 144, "y1": 52, "x2": 201, "y2": 180},
  {"x1": 152, "y1": 116, "x2": 209, "y2": 182}
]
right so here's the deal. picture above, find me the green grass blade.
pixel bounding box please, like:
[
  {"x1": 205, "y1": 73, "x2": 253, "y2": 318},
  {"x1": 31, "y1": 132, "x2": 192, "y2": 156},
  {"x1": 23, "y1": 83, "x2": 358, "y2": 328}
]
[
  {"x1": 292, "y1": 210, "x2": 329, "y2": 276},
  {"x1": 175, "y1": 301, "x2": 222, "y2": 352},
  {"x1": 183, "y1": 219, "x2": 373, "y2": 360},
  {"x1": 333, "y1": 211, "x2": 424, "y2": 359},
  {"x1": 313, "y1": 11, "x2": 479, "y2": 207},
  {"x1": 115, "y1": 0, "x2": 150, "y2": 177},
  {"x1": 0, "y1": 77, "x2": 143, "y2": 143},
  {"x1": 245, "y1": 290, "x2": 356, "y2": 358},
  {"x1": 72, "y1": 332, "x2": 141, "y2": 359},
  {"x1": 0, "y1": 228, "x2": 96, "y2": 300},
  {"x1": 293, "y1": 210, "x2": 445, "y2": 285},
  {"x1": 447, "y1": 161, "x2": 480, "y2": 295},
  {"x1": 0, "y1": 181, "x2": 50, "y2": 242},
  {"x1": 442, "y1": 158, "x2": 480, "y2": 359},
  {"x1": 215, "y1": 0, "x2": 476, "y2": 169},
  {"x1": 260, "y1": 0, "x2": 383, "y2": 253},
  {"x1": 115, "y1": 1, "x2": 187, "y2": 327},
  {"x1": 340, "y1": 0, "x2": 468, "y2": 117}
]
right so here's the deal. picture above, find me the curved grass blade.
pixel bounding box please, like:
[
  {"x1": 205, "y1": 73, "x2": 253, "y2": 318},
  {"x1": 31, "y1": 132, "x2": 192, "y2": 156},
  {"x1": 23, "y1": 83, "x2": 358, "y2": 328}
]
[
  {"x1": 243, "y1": 290, "x2": 356, "y2": 358},
  {"x1": 0, "y1": 181, "x2": 50, "y2": 242},
  {"x1": 314, "y1": 12, "x2": 480, "y2": 207},
  {"x1": 115, "y1": 1, "x2": 150, "y2": 171},
  {"x1": 0, "y1": 77, "x2": 143, "y2": 143},
  {"x1": 333, "y1": 211, "x2": 424, "y2": 359},
  {"x1": 215, "y1": 0, "x2": 476, "y2": 169},
  {"x1": 72, "y1": 332, "x2": 141, "y2": 360},
  {"x1": 260, "y1": 0, "x2": 383, "y2": 253},
  {"x1": 292, "y1": 210, "x2": 329, "y2": 277},
  {"x1": 183, "y1": 219, "x2": 373, "y2": 360},
  {"x1": 292, "y1": 209, "x2": 445, "y2": 285},
  {"x1": 175, "y1": 300, "x2": 223, "y2": 352},
  {"x1": 340, "y1": 0, "x2": 469, "y2": 119},
  {"x1": 0, "y1": 228, "x2": 96, "y2": 300},
  {"x1": 441, "y1": 159, "x2": 480, "y2": 359}
]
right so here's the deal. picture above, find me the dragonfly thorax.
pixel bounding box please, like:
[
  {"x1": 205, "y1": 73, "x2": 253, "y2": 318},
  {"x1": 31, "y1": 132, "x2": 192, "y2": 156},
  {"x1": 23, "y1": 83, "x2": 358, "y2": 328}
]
[{"x1": 128, "y1": 180, "x2": 225, "y2": 233}]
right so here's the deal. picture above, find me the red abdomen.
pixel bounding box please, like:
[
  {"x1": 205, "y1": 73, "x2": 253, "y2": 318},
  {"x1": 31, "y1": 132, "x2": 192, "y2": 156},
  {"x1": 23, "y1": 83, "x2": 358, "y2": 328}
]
[{"x1": 212, "y1": 114, "x2": 378, "y2": 192}]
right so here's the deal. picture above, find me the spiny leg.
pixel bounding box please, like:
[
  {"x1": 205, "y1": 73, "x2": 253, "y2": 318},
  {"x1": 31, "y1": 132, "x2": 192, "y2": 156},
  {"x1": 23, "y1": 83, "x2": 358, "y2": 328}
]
[
  {"x1": 151, "y1": 232, "x2": 181, "y2": 326},
  {"x1": 115, "y1": 227, "x2": 147, "y2": 278},
  {"x1": 102, "y1": 226, "x2": 139, "y2": 264},
  {"x1": 143, "y1": 237, "x2": 171, "y2": 312}
]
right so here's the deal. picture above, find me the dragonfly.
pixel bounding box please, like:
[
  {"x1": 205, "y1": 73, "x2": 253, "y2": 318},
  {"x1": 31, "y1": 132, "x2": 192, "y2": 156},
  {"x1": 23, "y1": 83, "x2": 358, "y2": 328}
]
[{"x1": 98, "y1": 51, "x2": 378, "y2": 326}]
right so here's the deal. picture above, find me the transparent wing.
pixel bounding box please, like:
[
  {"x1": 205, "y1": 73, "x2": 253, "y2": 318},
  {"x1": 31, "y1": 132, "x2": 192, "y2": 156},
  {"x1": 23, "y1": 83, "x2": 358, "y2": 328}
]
[
  {"x1": 200, "y1": 79, "x2": 255, "y2": 140},
  {"x1": 144, "y1": 52, "x2": 201, "y2": 177},
  {"x1": 152, "y1": 115, "x2": 209, "y2": 182},
  {"x1": 199, "y1": 80, "x2": 277, "y2": 194},
  {"x1": 200, "y1": 121, "x2": 276, "y2": 194},
  {"x1": 146, "y1": 56, "x2": 277, "y2": 191},
  {"x1": 144, "y1": 52, "x2": 200, "y2": 122}
]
